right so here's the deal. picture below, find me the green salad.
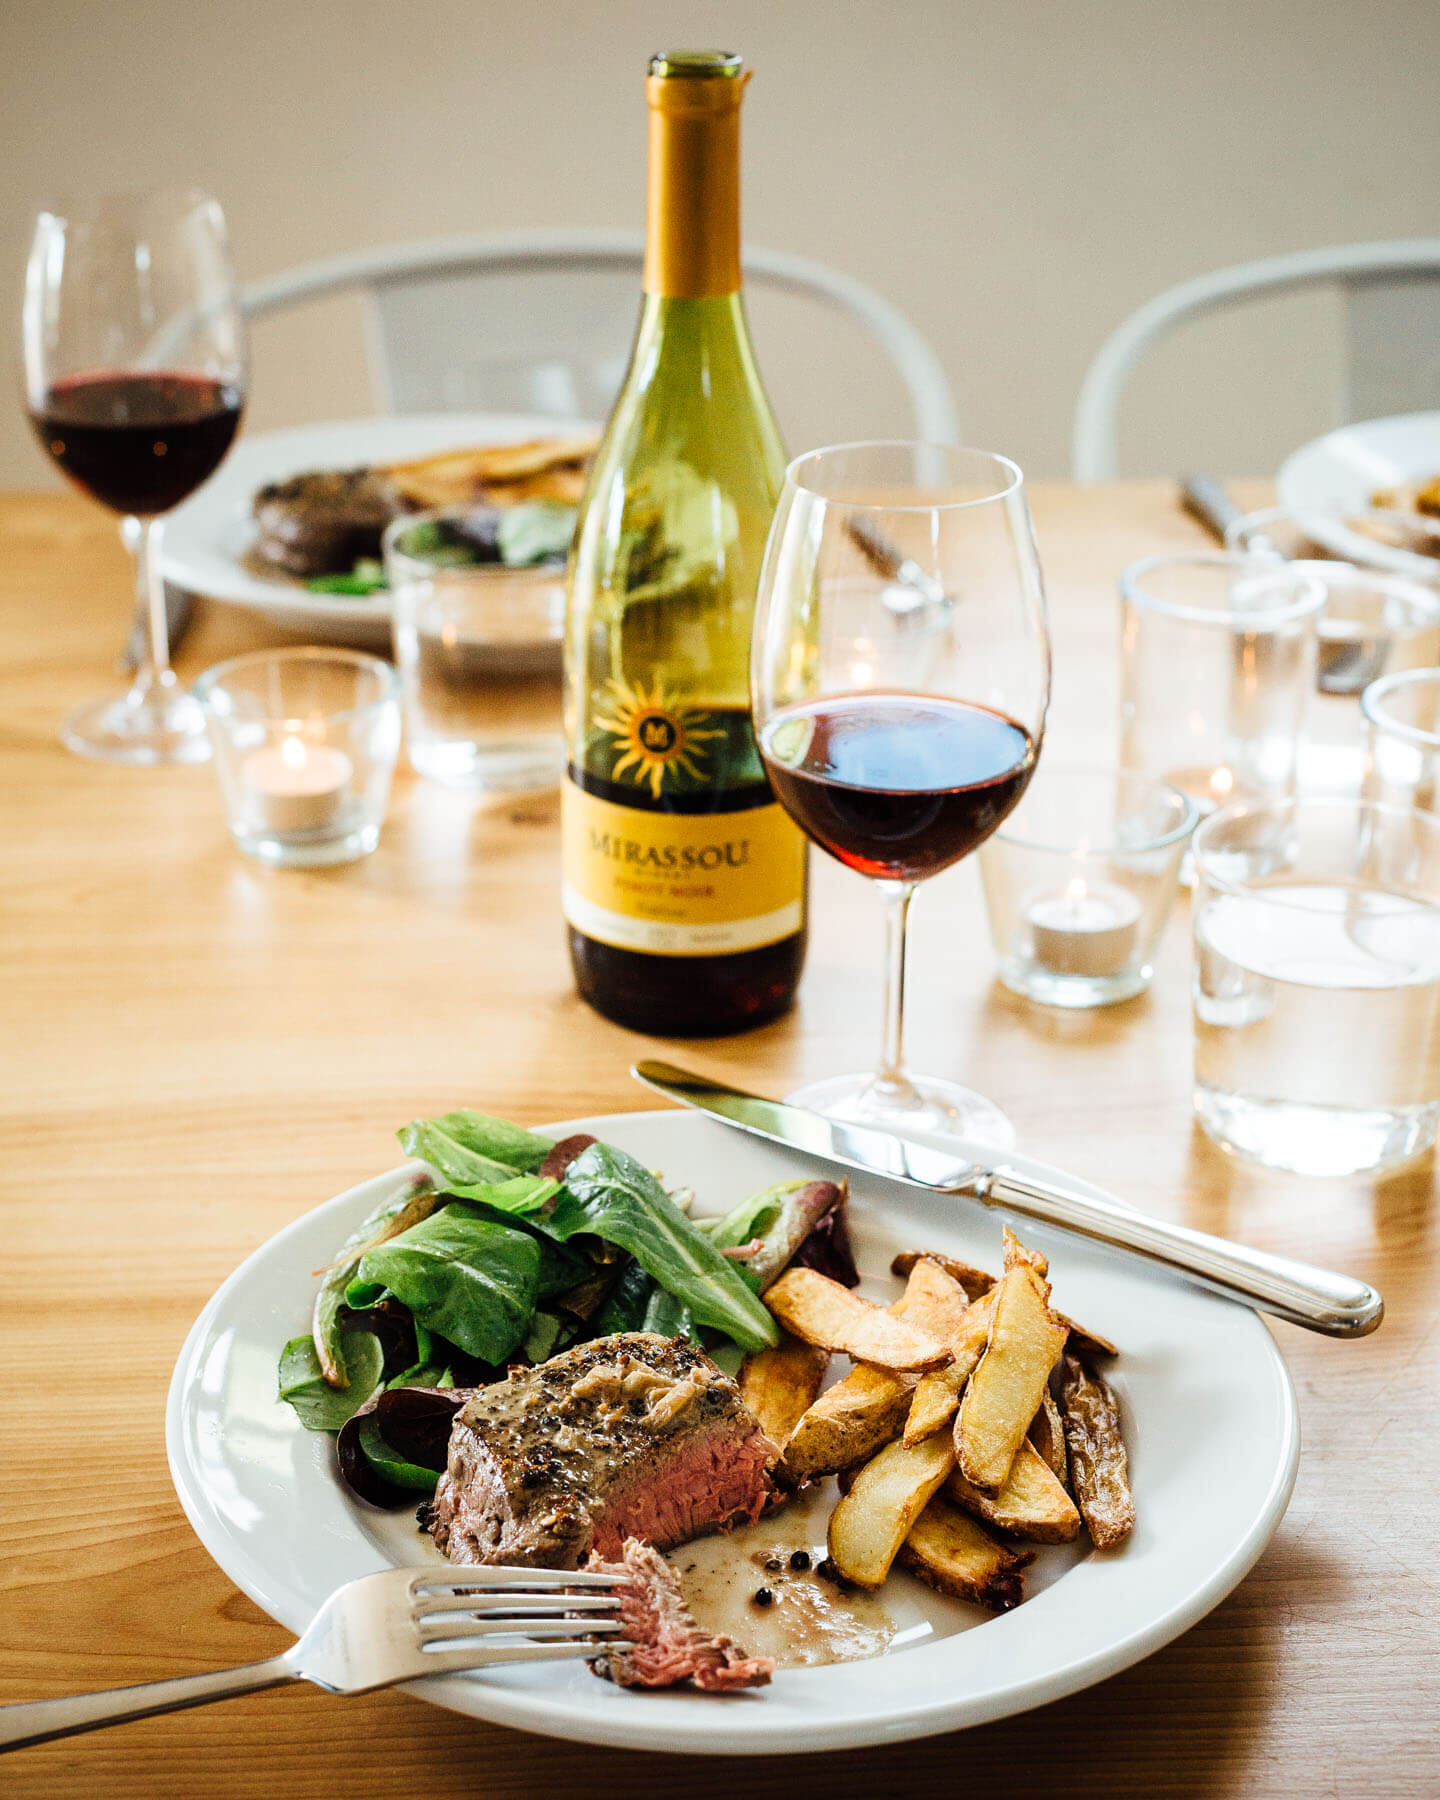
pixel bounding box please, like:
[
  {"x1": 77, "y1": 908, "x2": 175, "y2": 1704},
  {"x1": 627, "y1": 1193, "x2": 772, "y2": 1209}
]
[{"x1": 278, "y1": 1106, "x2": 853, "y2": 1507}]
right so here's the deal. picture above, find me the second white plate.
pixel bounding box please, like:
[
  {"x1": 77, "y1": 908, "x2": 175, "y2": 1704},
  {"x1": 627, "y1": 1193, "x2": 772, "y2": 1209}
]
[
  {"x1": 166, "y1": 1108, "x2": 1299, "y2": 1755},
  {"x1": 1277, "y1": 410, "x2": 1440, "y2": 578}
]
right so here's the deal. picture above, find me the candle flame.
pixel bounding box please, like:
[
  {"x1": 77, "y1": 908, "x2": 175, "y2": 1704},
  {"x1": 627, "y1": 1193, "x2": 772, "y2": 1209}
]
[
  {"x1": 280, "y1": 734, "x2": 307, "y2": 770},
  {"x1": 1211, "y1": 767, "x2": 1233, "y2": 797},
  {"x1": 1065, "y1": 875, "x2": 1088, "y2": 903}
]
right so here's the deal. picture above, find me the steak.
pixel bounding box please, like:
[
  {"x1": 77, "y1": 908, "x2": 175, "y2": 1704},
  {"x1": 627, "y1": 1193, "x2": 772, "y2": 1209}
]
[
  {"x1": 251, "y1": 468, "x2": 403, "y2": 577},
  {"x1": 587, "y1": 1538, "x2": 773, "y2": 1691},
  {"x1": 424, "y1": 1333, "x2": 778, "y2": 1568}
]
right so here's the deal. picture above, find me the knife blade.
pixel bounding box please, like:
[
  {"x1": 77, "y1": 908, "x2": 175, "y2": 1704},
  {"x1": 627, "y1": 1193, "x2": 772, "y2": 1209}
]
[{"x1": 631, "y1": 1060, "x2": 1383, "y2": 1339}]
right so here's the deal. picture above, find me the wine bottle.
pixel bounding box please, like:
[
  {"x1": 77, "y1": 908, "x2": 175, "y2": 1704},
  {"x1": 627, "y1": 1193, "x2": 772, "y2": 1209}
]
[{"x1": 562, "y1": 49, "x2": 807, "y2": 1035}]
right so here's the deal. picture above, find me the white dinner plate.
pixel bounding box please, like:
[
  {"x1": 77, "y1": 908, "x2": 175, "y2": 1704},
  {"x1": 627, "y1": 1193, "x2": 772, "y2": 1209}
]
[
  {"x1": 161, "y1": 412, "x2": 592, "y2": 643},
  {"x1": 1277, "y1": 411, "x2": 1440, "y2": 578},
  {"x1": 166, "y1": 1109, "x2": 1299, "y2": 1756}
]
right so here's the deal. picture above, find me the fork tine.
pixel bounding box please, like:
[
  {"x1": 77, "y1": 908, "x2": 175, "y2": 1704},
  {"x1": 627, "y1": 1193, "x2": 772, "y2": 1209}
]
[
  {"x1": 409, "y1": 1566, "x2": 623, "y2": 1594},
  {"x1": 421, "y1": 1639, "x2": 613, "y2": 1674},
  {"x1": 418, "y1": 1591, "x2": 621, "y2": 1618},
  {"x1": 418, "y1": 1615, "x2": 623, "y2": 1646}
]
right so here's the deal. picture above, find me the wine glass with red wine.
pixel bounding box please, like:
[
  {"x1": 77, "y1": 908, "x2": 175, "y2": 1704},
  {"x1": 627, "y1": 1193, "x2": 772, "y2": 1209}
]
[
  {"x1": 22, "y1": 190, "x2": 246, "y2": 763},
  {"x1": 752, "y1": 442, "x2": 1050, "y2": 1145}
]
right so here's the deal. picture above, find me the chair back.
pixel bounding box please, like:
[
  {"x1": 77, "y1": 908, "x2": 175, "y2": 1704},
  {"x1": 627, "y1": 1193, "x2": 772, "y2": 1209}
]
[
  {"x1": 1073, "y1": 240, "x2": 1440, "y2": 480},
  {"x1": 243, "y1": 229, "x2": 959, "y2": 446}
]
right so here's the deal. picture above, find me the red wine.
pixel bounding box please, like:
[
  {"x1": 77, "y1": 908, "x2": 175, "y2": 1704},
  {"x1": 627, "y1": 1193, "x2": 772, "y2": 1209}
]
[
  {"x1": 759, "y1": 694, "x2": 1036, "y2": 882},
  {"x1": 31, "y1": 371, "x2": 242, "y2": 515}
]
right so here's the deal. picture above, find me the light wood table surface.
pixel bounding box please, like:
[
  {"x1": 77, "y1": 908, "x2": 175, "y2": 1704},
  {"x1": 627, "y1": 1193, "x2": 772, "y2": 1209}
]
[{"x1": 2, "y1": 483, "x2": 1435, "y2": 1798}]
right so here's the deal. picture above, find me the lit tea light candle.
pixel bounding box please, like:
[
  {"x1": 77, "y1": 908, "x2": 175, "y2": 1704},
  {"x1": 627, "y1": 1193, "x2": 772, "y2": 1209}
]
[
  {"x1": 241, "y1": 734, "x2": 353, "y2": 835},
  {"x1": 1164, "y1": 764, "x2": 1250, "y2": 818},
  {"x1": 1027, "y1": 876, "x2": 1143, "y2": 978}
]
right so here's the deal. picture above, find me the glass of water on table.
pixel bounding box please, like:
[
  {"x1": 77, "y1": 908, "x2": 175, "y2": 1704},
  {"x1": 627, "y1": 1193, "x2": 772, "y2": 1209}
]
[
  {"x1": 1192, "y1": 796, "x2": 1440, "y2": 1176},
  {"x1": 383, "y1": 507, "x2": 567, "y2": 791}
]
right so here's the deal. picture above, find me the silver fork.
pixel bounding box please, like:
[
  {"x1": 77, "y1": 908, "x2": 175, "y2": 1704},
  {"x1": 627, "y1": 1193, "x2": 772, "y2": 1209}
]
[{"x1": 0, "y1": 1565, "x2": 623, "y2": 1754}]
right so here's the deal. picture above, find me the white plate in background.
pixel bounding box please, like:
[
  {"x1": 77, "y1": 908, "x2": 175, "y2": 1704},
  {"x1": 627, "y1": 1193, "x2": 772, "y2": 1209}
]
[
  {"x1": 166, "y1": 1108, "x2": 1299, "y2": 1755},
  {"x1": 162, "y1": 412, "x2": 590, "y2": 642},
  {"x1": 1277, "y1": 411, "x2": 1440, "y2": 579}
]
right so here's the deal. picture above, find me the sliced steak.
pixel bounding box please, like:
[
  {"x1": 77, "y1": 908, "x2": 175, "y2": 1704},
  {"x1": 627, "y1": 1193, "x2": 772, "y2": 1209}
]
[
  {"x1": 587, "y1": 1537, "x2": 773, "y2": 1692},
  {"x1": 425, "y1": 1332, "x2": 778, "y2": 1568}
]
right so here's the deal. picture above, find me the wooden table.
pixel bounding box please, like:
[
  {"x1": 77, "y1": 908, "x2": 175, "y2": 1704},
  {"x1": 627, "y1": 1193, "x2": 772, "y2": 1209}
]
[{"x1": 2, "y1": 484, "x2": 1434, "y2": 1799}]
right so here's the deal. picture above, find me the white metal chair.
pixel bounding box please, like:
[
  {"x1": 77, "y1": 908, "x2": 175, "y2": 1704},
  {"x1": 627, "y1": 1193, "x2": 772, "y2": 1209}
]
[
  {"x1": 240, "y1": 228, "x2": 959, "y2": 446},
  {"x1": 1073, "y1": 240, "x2": 1440, "y2": 481}
]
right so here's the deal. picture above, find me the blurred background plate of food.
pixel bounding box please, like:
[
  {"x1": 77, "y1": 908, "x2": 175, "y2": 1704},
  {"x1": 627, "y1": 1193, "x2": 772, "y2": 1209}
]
[
  {"x1": 161, "y1": 413, "x2": 597, "y2": 645},
  {"x1": 1277, "y1": 411, "x2": 1440, "y2": 582}
]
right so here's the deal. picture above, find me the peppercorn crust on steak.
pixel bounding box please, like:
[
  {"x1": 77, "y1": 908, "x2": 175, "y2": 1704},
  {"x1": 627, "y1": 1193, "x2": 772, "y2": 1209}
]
[{"x1": 422, "y1": 1333, "x2": 781, "y2": 1568}]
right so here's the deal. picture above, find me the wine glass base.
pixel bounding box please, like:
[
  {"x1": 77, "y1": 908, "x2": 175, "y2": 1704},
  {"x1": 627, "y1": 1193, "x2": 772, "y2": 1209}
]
[
  {"x1": 784, "y1": 1072, "x2": 1018, "y2": 1151},
  {"x1": 62, "y1": 690, "x2": 210, "y2": 766}
]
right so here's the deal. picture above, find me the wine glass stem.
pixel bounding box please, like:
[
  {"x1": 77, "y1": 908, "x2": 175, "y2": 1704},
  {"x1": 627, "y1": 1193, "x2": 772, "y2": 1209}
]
[
  {"x1": 127, "y1": 516, "x2": 176, "y2": 702},
  {"x1": 874, "y1": 879, "x2": 919, "y2": 1103}
]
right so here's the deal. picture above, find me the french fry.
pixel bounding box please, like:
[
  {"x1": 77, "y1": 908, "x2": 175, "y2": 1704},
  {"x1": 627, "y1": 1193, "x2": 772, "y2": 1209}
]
[
  {"x1": 739, "y1": 1332, "x2": 830, "y2": 1452},
  {"x1": 827, "y1": 1432, "x2": 956, "y2": 1588},
  {"x1": 955, "y1": 1259, "x2": 1068, "y2": 1494},
  {"x1": 901, "y1": 1290, "x2": 995, "y2": 1445},
  {"x1": 946, "y1": 1440, "x2": 1081, "y2": 1543},
  {"x1": 889, "y1": 1246, "x2": 1117, "y2": 1358},
  {"x1": 899, "y1": 1494, "x2": 1033, "y2": 1611},
  {"x1": 765, "y1": 1268, "x2": 953, "y2": 1373},
  {"x1": 1027, "y1": 1391, "x2": 1069, "y2": 1486},
  {"x1": 1057, "y1": 1354, "x2": 1135, "y2": 1549},
  {"x1": 781, "y1": 1262, "x2": 968, "y2": 1481},
  {"x1": 890, "y1": 1249, "x2": 993, "y2": 1302}
]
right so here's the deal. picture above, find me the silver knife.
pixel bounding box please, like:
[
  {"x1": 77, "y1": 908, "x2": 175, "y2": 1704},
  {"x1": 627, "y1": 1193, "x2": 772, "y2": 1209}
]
[{"x1": 631, "y1": 1061, "x2": 1383, "y2": 1338}]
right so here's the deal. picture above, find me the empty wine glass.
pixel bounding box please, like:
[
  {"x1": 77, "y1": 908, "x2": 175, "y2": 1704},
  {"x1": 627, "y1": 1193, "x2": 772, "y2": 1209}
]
[
  {"x1": 22, "y1": 189, "x2": 247, "y2": 763},
  {"x1": 752, "y1": 442, "x2": 1051, "y2": 1146}
]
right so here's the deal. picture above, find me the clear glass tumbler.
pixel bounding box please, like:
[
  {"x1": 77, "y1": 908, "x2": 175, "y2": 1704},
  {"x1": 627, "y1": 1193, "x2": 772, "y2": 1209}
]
[
  {"x1": 1119, "y1": 553, "x2": 1325, "y2": 819},
  {"x1": 384, "y1": 508, "x2": 566, "y2": 791},
  {"x1": 1192, "y1": 796, "x2": 1440, "y2": 1176},
  {"x1": 979, "y1": 769, "x2": 1196, "y2": 1007},
  {"x1": 1362, "y1": 668, "x2": 1440, "y2": 813},
  {"x1": 195, "y1": 648, "x2": 401, "y2": 867},
  {"x1": 1224, "y1": 508, "x2": 1440, "y2": 696}
]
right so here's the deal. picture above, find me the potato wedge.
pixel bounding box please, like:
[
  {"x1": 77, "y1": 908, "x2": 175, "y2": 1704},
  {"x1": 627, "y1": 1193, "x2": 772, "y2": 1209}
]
[
  {"x1": 890, "y1": 1246, "x2": 1114, "y2": 1357},
  {"x1": 765, "y1": 1268, "x2": 953, "y2": 1372},
  {"x1": 1057, "y1": 1354, "x2": 1135, "y2": 1549},
  {"x1": 901, "y1": 1290, "x2": 995, "y2": 1445},
  {"x1": 780, "y1": 1261, "x2": 969, "y2": 1481},
  {"x1": 827, "y1": 1432, "x2": 956, "y2": 1588},
  {"x1": 1027, "y1": 1390, "x2": 1069, "y2": 1487},
  {"x1": 899, "y1": 1494, "x2": 1033, "y2": 1612},
  {"x1": 946, "y1": 1439, "x2": 1081, "y2": 1543},
  {"x1": 890, "y1": 1249, "x2": 993, "y2": 1302},
  {"x1": 1003, "y1": 1224, "x2": 1048, "y2": 1277},
  {"x1": 955, "y1": 1260, "x2": 1068, "y2": 1494},
  {"x1": 739, "y1": 1332, "x2": 830, "y2": 1451}
]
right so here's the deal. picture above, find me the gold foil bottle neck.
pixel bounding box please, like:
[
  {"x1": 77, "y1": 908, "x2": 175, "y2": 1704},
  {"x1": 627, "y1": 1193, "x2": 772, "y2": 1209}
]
[{"x1": 643, "y1": 50, "x2": 749, "y2": 298}]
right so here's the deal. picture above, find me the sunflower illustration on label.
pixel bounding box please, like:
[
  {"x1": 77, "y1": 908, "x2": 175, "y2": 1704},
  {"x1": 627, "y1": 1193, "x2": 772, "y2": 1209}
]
[{"x1": 592, "y1": 676, "x2": 726, "y2": 799}]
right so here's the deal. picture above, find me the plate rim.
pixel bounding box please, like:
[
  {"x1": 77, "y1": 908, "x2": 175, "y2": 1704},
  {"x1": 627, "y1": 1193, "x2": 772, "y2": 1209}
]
[{"x1": 165, "y1": 1107, "x2": 1300, "y2": 1755}]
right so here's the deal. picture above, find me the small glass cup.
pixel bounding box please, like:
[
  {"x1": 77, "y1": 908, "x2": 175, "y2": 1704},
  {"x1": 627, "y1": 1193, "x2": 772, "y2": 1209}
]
[
  {"x1": 195, "y1": 648, "x2": 400, "y2": 866},
  {"x1": 979, "y1": 769, "x2": 1197, "y2": 1007},
  {"x1": 1119, "y1": 552, "x2": 1325, "y2": 821},
  {"x1": 1224, "y1": 508, "x2": 1440, "y2": 696},
  {"x1": 383, "y1": 508, "x2": 566, "y2": 791},
  {"x1": 1362, "y1": 668, "x2": 1440, "y2": 812},
  {"x1": 1192, "y1": 795, "x2": 1440, "y2": 1176}
]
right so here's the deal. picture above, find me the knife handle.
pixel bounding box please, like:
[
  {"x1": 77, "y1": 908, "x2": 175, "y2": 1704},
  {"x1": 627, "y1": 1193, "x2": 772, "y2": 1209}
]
[
  {"x1": 980, "y1": 1166, "x2": 1382, "y2": 1337},
  {"x1": 1179, "y1": 472, "x2": 1245, "y2": 545}
]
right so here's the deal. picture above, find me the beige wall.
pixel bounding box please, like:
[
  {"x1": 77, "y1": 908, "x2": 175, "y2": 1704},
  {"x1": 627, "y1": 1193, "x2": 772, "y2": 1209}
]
[{"x1": 2, "y1": 0, "x2": 1436, "y2": 491}]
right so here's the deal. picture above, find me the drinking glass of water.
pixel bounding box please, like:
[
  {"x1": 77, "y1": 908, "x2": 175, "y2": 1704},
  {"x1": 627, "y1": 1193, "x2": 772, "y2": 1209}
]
[
  {"x1": 383, "y1": 508, "x2": 566, "y2": 791},
  {"x1": 1192, "y1": 796, "x2": 1440, "y2": 1176}
]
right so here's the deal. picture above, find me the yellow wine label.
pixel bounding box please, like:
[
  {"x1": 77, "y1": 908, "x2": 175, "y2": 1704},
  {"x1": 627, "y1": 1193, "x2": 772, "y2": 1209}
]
[{"x1": 562, "y1": 777, "x2": 806, "y2": 956}]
